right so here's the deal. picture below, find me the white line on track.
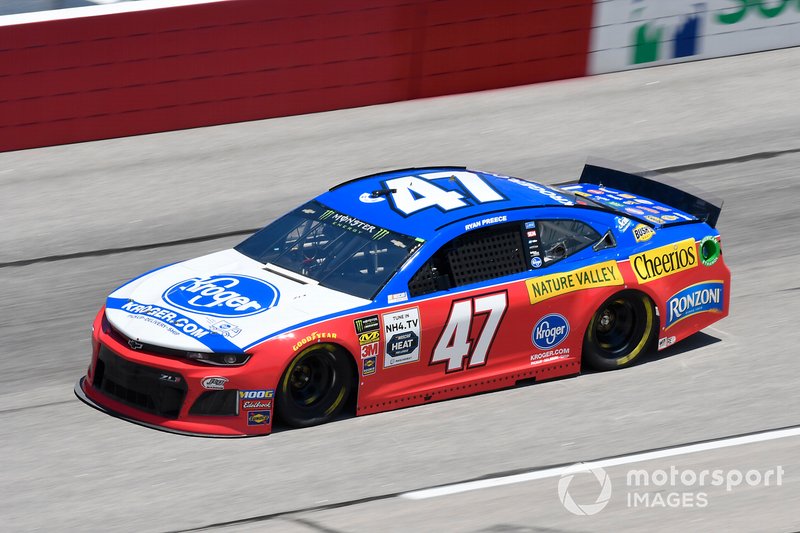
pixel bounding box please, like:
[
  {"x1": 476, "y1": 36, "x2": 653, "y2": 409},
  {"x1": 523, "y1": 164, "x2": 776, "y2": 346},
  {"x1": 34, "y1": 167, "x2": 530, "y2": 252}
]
[
  {"x1": 400, "y1": 426, "x2": 800, "y2": 500},
  {"x1": 0, "y1": 0, "x2": 225, "y2": 26}
]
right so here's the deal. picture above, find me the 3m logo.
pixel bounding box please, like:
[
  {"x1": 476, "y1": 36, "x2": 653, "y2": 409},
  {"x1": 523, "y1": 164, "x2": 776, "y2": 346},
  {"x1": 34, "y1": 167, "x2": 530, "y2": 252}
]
[
  {"x1": 360, "y1": 342, "x2": 380, "y2": 358},
  {"x1": 630, "y1": 239, "x2": 697, "y2": 284},
  {"x1": 358, "y1": 331, "x2": 380, "y2": 345}
]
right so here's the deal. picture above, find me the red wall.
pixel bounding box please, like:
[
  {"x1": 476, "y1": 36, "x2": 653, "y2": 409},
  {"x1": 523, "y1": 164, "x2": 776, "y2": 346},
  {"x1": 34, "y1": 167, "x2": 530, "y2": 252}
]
[{"x1": 0, "y1": 0, "x2": 593, "y2": 152}]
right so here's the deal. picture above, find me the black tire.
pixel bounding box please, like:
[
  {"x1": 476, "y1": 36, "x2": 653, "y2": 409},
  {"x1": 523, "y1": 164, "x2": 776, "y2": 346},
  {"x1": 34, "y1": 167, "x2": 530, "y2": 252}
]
[
  {"x1": 276, "y1": 343, "x2": 354, "y2": 427},
  {"x1": 582, "y1": 291, "x2": 656, "y2": 371}
]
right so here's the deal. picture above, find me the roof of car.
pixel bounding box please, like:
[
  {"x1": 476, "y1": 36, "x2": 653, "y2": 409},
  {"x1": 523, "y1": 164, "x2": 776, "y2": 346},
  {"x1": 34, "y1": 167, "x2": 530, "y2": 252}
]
[{"x1": 317, "y1": 167, "x2": 577, "y2": 241}]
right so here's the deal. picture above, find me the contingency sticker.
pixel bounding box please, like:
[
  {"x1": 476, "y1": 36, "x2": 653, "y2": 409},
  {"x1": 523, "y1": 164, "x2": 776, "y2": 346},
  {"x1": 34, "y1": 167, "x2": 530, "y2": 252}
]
[
  {"x1": 382, "y1": 308, "x2": 420, "y2": 368},
  {"x1": 525, "y1": 261, "x2": 623, "y2": 305}
]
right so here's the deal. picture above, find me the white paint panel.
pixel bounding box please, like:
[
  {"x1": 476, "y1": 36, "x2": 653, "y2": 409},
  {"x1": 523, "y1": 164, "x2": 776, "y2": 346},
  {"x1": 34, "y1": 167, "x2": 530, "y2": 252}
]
[{"x1": 107, "y1": 248, "x2": 368, "y2": 352}]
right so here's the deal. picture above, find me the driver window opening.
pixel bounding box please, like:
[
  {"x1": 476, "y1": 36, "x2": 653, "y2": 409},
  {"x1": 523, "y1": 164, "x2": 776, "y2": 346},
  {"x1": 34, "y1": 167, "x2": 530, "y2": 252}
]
[{"x1": 408, "y1": 224, "x2": 526, "y2": 297}]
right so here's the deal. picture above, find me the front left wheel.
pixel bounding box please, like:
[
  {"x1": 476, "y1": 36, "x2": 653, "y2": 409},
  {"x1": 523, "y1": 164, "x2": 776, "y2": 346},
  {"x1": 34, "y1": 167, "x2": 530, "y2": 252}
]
[{"x1": 276, "y1": 343, "x2": 354, "y2": 428}]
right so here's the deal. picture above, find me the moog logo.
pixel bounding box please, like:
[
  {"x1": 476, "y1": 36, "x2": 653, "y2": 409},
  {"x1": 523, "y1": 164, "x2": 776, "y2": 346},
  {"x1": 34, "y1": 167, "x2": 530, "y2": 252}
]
[
  {"x1": 163, "y1": 275, "x2": 279, "y2": 318},
  {"x1": 532, "y1": 314, "x2": 570, "y2": 350}
]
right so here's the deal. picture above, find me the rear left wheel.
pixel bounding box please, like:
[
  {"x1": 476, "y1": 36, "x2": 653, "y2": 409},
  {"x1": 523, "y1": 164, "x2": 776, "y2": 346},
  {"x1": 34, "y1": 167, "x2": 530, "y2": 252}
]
[
  {"x1": 582, "y1": 291, "x2": 656, "y2": 371},
  {"x1": 276, "y1": 343, "x2": 354, "y2": 428}
]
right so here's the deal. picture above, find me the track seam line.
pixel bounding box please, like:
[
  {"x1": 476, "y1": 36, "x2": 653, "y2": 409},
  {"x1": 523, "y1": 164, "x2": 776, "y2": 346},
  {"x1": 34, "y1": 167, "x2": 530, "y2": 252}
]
[
  {"x1": 0, "y1": 228, "x2": 259, "y2": 268},
  {"x1": 169, "y1": 423, "x2": 800, "y2": 532}
]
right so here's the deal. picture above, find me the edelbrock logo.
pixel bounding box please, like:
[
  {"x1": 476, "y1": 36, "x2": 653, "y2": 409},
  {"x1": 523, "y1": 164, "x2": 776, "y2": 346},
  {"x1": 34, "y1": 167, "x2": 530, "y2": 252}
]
[
  {"x1": 162, "y1": 274, "x2": 279, "y2": 318},
  {"x1": 532, "y1": 314, "x2": 570, "y2": 350}
]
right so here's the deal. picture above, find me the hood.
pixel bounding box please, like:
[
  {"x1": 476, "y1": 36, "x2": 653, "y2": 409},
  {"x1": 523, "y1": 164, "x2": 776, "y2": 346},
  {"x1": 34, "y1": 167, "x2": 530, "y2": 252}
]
[{"x1": 105, "y1": 248, "x2": 369, "y2": 353}]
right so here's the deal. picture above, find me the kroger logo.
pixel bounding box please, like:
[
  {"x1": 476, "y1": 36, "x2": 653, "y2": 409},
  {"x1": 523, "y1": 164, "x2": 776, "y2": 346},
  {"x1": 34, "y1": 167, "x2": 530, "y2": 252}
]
[
  {"x1": 532, "y1": 314, "x2": 569, "y2": 350},
  {"x1": 163, "y1": 274, "x2": 279, "y2": 318}
]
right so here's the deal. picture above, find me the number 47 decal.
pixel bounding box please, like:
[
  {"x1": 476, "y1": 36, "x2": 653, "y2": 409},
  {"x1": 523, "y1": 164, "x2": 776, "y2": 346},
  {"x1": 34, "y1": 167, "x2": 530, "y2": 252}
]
[{"x1": 431, "y1": 291, "x2": 508, "y2": 373}]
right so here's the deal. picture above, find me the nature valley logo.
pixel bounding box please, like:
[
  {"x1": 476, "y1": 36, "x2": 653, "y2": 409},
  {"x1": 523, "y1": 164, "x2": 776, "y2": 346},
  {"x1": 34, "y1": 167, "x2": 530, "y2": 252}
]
[
  {"x1": 630, "y1": 238, "x2": 697, "y2": 284},
  {"x1": 525, "y1": 261, "x2": 623, "y2": 305}
]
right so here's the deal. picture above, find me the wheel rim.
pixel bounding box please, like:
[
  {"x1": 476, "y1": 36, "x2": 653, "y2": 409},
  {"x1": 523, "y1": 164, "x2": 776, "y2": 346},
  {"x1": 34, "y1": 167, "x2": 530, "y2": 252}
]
[
  {"x1": 593, "y1": 299, "x2": 638, "y2": 357},
  {"x1": 287, "y1": 350, "x2": 335, "y2": 407}
]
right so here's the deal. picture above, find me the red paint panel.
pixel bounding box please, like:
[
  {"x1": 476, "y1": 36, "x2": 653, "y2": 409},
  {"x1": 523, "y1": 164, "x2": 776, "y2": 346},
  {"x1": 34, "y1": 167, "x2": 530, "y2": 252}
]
[{"x1": 0, "y1": 0, "x2": 592, "y2": 152}]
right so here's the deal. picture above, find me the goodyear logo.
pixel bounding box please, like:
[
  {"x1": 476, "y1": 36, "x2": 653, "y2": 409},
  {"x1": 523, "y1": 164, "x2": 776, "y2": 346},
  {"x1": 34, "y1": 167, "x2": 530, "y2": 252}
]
[
  {"x1": 525, "y1": 261, "x2": 623, "y2": 304},
  {"x1": 358, "y1": 330, "x2": 380, "y2": 345},
  {"x1": 630, "y1": 238, "x2": 697, "y2": 284}
]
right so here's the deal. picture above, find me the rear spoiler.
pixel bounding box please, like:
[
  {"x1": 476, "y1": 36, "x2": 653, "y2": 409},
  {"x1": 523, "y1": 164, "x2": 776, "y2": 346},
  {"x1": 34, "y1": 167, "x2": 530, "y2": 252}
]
[{"x1": 578, "y1": 162, "x2": 723, "y2": 228}]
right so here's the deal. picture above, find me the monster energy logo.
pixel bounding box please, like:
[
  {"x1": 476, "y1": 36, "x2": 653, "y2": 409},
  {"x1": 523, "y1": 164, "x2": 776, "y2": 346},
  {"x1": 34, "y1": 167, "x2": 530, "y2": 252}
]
[
  {"x1": 354, "y1": 314, "x2": 380, "y2": 334},
  {"x1": 320, "y1": 209, "x2": 389, "y2": 239}
]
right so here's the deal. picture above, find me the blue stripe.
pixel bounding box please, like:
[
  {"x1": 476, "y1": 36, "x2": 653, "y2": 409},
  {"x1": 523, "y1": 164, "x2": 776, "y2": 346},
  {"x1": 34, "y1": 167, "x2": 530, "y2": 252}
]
[{"x1": 106, "y1": 297, "x2": 242, "y2": 353}]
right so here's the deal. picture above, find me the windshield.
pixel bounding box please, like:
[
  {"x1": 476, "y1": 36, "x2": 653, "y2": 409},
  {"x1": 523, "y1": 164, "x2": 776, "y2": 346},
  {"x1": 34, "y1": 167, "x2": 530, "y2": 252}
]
[{"x1": 235, "y1": 201, "x2": 422, "y2": 300}]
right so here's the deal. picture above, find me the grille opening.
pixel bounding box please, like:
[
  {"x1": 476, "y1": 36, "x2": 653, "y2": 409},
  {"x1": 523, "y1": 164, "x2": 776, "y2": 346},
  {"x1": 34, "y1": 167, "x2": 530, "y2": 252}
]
[
  {"x1": 95, "y1": 346, "x2": 187, "y2": 419},
  {"x1": 190, "y1": 391, "x2": 238, "y2": 416}
]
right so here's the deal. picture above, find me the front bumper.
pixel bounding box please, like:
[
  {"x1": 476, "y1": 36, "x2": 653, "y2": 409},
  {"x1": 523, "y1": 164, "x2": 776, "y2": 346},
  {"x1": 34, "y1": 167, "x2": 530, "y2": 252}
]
[
  {"x1": 75, "y1": 377, "x2": 248, "y2": 438},
  {"x1": 76, "y1": 310, "x2": 277, "y2": 437}
]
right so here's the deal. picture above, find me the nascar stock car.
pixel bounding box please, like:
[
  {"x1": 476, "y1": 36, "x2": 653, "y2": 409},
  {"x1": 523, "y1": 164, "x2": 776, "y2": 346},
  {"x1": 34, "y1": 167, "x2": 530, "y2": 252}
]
[{"x1": 75, "y1": 163, "x2": 730, "y2": 436}]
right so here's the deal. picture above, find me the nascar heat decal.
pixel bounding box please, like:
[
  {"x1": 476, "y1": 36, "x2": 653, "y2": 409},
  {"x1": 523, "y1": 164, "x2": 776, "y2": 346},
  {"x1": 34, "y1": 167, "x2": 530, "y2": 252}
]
[{"x1": 382, "y1": 308, "x2": 421, "y2": 368}]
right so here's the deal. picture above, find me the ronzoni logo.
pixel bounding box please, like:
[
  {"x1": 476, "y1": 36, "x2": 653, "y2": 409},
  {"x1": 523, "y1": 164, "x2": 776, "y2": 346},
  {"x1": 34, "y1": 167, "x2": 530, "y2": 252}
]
[
  {"x1": 525, "y1": 261, "x2": 623, "y2": 304},
  {"x1": 630, "y1": 238, "x2": 697, "y2": 284},
  {"x1": 532, "y1": 314, "x2": 570, "y2": 350},
  {"x1": 163, "y1": 274, "x2": 279, "y2": 318},
  {"x1": 666, "y1": 281, "x2": 724, "y2": 328}
]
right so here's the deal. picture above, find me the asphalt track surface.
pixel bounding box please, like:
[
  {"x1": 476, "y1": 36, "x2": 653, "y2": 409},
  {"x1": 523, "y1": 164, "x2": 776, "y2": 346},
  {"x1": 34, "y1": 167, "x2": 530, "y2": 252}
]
[{"x1": 1, "y1": 47, "x2": 799, "y2": 532}]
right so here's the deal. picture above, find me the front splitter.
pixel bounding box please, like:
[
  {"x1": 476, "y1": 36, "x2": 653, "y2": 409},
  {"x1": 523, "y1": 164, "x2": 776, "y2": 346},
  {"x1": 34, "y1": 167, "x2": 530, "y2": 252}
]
[{"x1": 73, "y1": 377, "x2": 252, "y2": 438}]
